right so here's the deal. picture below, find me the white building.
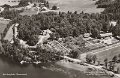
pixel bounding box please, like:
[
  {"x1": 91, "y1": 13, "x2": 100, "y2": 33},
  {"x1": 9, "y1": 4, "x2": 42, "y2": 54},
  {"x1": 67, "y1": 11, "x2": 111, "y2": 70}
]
[
  {"x1": 100, "y1": 33, "x2": 112, "y2": 38},
  {"x1": 101, "y1": 38, "x2": 112, "y2": 45},
  {"x1": 0, "y1": 7, "x2": 4, "y2": 13},
  {"x1": 109, "y1": 21, "x2": 117, "y2": 27},
  {"x1": 25, "y1": 2, "x2": 34, "y2": 10}
]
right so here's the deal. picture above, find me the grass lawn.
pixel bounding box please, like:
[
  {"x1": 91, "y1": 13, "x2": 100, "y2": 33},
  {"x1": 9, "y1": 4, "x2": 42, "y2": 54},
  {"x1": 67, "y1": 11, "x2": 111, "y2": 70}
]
[
  {"x1": 80, "y1": 42, "x2": 120, "y2": 64},
  {"x1": 96, "y1": 45, "x2": 120, "y2": 64},
  {"x1": 4, "y1": 24, "x2": 14, "y2": 42},
  {"x1": 20, "y1": 10, "x2": 38, "y2": 16},
  {"x1": 0, "y1": 20, "x2": 10, "y2": 46}
]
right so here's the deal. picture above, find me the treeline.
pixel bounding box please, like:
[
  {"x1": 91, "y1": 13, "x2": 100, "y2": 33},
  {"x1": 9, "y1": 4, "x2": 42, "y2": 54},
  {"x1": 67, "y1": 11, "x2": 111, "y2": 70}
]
[
  {"x1": 96, "y1": 0, "x2": 120, "y2": 19},
  {"x1": 15, "y1": 0, "x2": 49, "y2": 8},
  {"x1": 95, "y1": 0, "x2": 120, "y2": 37},
  {"x1": 95, "y1": 0, "x2": 114, "y2": 8},
  {"x1": 1, "y1": 40, "x2": 63, "y2": 63},
  {"x1": 86, "y1": 53, "x2": 120, "y2": 73},
  {"x1": 0, "y1": 9, "x2": 23, "y2": 19},
  {"x1": 104, "y1": 55, "x2": 120, "y2": 73}
]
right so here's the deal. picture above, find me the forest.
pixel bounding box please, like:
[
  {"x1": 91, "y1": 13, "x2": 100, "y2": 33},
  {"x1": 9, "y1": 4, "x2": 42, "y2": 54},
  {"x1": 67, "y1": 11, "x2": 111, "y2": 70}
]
[
  {"x1": 11, "y1": 10, "x2": 120, "y2": 45},
  {"x1": 2, "y1": 0, "x2": 120, "y2": 44},
  {"x1": 1, "y1": 0, "x2": 120, "y2": 63}
]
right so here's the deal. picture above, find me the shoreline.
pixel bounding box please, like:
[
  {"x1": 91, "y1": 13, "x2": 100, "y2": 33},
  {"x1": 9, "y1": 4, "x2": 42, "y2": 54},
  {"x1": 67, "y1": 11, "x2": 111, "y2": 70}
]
[{"x1": 56, "y1": 60, "x2": 120, "y2": 78}]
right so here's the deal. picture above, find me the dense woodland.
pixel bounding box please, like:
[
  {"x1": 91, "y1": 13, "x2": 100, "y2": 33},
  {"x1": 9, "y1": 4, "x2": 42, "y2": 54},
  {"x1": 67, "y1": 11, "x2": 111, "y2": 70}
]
[
  {"x1": 0, "y1": 11, "x2": 112, "y2": 62},
  {"x1": 96, "y1": 0, "x2": 120, "y2": 19},
  {"x1": 96, "y1": 0, "x2": 120, "y2": 36},
  {"x1": 12, "y1": 10, "x2": 120, "y2": 43}
]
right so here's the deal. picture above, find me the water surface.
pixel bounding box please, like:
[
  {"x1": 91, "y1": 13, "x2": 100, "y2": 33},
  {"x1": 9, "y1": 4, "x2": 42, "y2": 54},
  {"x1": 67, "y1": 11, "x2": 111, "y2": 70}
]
[
  {"x1": 48, "y1": 0, "x2": 104, "y2": 13},
  {"x1": 0, "y1": 55, "x2": 111, "y2": 78}
]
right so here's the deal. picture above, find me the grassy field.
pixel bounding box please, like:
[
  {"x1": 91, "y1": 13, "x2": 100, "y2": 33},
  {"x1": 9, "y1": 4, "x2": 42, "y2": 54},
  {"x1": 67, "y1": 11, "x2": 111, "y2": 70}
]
[
  {"x1": 48, "y1": 0, "x2": 104, "y2": 13},
  {"x1": 0, "y1": 20, "x2": 10, "y2": 46},
  {"x1": 96, "y1": 45, "x2": 120, "y2": 64},
  {"x1": 4, "y1": 24, "x2": 14, "y2": 42},
  {"x1": 20, "y1": 10, "x2": 38, "y2": 16},
  {"x1": 80, "y1": 42, "x2": 120, "y2": 64}
]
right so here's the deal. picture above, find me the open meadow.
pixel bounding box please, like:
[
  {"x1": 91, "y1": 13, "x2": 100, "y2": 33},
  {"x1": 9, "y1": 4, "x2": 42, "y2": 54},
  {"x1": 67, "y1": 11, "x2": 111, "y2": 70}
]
[{"x1": 0, "y1": 20, "x2": 10, "y2": 44}]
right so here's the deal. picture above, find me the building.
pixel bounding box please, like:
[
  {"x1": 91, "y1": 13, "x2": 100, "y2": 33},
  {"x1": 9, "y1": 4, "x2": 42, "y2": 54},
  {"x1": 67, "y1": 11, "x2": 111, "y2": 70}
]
[
  {"x1": 0, "y1": 7, "x2": 4, "y2": 13},
  {"x1": 109, "y1": 21, "x2": 117, "y2": 27},
  {"x1": 21, "y1": 0, "x2": 44, "y2": 3},
  {"x1": 83, "y1": 33, "x2": 91, "y2": 38},
  {"x1": 101, "y1": 38, "x2": 112, "y2": 45},
  {"x1": 0, "y1": 0, "x2": 21, "y2": 6},
  {"x1": 100, "y1": 33, "x2": 112, "y2": 38}
]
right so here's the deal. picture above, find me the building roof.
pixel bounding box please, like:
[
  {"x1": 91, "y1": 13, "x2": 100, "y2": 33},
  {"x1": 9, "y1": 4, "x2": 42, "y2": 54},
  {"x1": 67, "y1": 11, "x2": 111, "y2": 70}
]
[
  {"x1": 109, "y1": 21, "x2": 117, "y2": 26},
  {"x1": 100, "y1": 33, "x2": 112, "y2": 37}
]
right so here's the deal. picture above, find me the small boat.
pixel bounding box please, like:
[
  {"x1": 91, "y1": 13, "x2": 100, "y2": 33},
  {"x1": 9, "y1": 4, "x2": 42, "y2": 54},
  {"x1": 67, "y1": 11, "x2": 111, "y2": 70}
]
[{"x1": 20, "y1": 60, "x2": 26, "y2": 64}]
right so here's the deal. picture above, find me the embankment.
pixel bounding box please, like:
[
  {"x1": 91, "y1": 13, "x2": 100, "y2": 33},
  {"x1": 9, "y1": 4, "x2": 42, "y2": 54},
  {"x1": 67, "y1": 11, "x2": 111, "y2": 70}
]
[
  {"x1": 56, "y1": 59, "x2": 120, "y2": 78},
  {"x1": 56, "y1": 60, "x2": 114, "y2": 78}
]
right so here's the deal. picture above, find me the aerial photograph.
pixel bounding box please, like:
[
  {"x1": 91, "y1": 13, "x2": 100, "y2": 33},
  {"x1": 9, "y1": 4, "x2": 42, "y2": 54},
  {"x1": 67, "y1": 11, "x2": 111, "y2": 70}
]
[{"x1": 0, "y1": 0, "x2": 120, "y2": 78}]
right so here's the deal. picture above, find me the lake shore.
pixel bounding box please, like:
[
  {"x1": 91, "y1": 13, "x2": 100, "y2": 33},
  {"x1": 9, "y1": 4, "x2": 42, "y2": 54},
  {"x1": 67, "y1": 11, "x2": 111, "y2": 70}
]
[{"x1": 56, "y1": 60, "x2": 120, "y2": 78}]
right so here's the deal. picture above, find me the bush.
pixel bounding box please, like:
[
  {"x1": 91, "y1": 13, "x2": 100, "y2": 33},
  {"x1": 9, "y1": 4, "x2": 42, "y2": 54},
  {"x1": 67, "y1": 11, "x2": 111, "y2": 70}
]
[
  {"x1": 27, "y1": 35, "x2": 39, "y2": 46},
  {"x1": 86, "y1": 53, "x2": 97, "y2": 64},
  {"x1": 52, "y1": 5, "x2": 57, "y2": 10},
  {"x1": 69, "y1": 50, "x2": 79, "y2": 58}
]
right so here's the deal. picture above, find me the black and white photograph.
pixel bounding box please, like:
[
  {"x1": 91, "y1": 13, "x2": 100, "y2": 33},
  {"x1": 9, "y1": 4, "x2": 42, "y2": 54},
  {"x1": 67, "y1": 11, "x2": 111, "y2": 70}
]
[{"x1": 0, "y1": 0, "x2": 120, "y2": 78}]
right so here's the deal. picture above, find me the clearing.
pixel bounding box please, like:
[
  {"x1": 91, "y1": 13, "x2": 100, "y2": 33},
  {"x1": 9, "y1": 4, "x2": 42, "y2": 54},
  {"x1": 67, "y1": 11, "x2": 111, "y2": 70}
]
[
  {"x1": 0, "y1": 20, "x2": 10, "y2": 46},
  {"x1": 4, "y1": 24, "x2": 14, "y2": 42}
]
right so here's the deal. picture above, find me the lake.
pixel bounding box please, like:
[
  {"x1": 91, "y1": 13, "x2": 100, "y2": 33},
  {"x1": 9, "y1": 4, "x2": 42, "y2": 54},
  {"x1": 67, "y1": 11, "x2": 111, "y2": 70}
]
[
  {"x1": 48, "y1": 0, "x2": 104, "y2": 13},
  {"x1": 0, "y1": 54, "x2": 112, "y2": 78}
]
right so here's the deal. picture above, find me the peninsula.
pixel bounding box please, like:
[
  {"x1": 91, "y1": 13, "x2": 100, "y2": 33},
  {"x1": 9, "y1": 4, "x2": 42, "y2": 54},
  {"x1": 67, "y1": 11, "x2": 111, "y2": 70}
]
[{"x1": 0, "y1": 0, "x2": 120, "y2": 78}]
